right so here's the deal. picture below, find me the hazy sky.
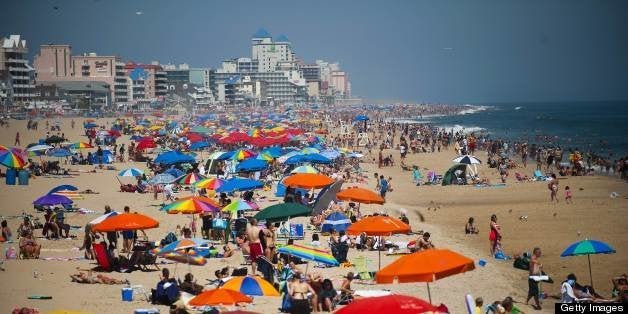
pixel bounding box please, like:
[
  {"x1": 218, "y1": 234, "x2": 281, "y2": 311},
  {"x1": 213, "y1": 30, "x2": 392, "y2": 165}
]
[{"x1": 3, "y1": 0, "x2": 627, "y2": 103}]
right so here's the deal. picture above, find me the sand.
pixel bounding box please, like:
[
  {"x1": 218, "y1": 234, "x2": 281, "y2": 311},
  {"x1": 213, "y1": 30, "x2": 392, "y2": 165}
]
[{"x1": 0, "y1": 117, "x2": 626, "y2": 314}]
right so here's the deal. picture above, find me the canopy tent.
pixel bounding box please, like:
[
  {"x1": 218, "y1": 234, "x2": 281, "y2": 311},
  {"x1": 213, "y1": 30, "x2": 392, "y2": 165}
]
[{"x1": 441, "y1": 163, "x2": 468, "y2": 186}]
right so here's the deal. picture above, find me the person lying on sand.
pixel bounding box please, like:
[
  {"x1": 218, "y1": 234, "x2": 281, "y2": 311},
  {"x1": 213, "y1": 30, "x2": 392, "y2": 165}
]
[{"x1": 70, "y1": 269, "x2": 128, "y2": 284}]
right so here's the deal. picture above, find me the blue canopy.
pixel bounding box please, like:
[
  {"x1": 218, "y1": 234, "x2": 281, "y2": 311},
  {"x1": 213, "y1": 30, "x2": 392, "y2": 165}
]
[
  {"x1": 164, "y1": 168, "x2": 185, "y2": 178},
  {"x1": 284, "y1": 154, "x2": 306, "y2": 165},
  {"x1": 216, "y1": 177, "x2": 264, "y2": 193},
  {"x1": 47, "y1": 148, "x2": 72, "y2": 157},
  {"x1": 154, "y1": 151, "x2": 195, "y2": 165},
  {"x1": 48, "y1": 184, "x2": 78, "y2": 194},
  {"x1": 303, "y1": 153, "x2": 331, "y2": 164},
  {"x1": 216, "y1": 151, "x2": 235, "y2": 161},
  {"x1": 321, "y1": 212, "x2": 352, "y2": 233},
  {"x1": 261, "y1": 147, "x2": 283, "y2": 158},
  {"x1": 189, "y1": 141, "x2": 210, "y2": 151},
  {"x1": 236, "y1": 159, "x2": 268, "y2": 172},
  {"x1": 354, "y1": 114, "x2": 369, "y2": 121}
]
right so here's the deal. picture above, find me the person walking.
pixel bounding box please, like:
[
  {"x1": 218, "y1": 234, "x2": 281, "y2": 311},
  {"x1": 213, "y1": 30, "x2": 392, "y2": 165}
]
[
  {"x1": 14, "y1": 132, "x2": 20, "y2": 146},
  {"x1": 526, "y1": 247, "x2": 543, "y2": 310}
]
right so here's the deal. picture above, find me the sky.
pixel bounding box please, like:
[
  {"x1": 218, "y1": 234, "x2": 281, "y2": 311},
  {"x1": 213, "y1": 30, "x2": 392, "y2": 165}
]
[{"x1": 2, "y1": 0, "x2": 627, "y2": 103}]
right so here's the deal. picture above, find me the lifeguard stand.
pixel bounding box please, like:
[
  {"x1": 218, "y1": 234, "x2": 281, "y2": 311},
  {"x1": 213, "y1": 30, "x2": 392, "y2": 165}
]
[
  {"x1": 339, "y1": 121, "x2": 351, "y2": 136},
  {"x1": 357, "y1": 132, "x2": 369, "y2": 147}
]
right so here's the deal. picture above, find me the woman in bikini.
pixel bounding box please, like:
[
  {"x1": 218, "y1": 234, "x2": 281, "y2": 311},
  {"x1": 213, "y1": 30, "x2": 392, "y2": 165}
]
[{"x1": 289, "y1": 272, "x2": 317, "y2": 314}]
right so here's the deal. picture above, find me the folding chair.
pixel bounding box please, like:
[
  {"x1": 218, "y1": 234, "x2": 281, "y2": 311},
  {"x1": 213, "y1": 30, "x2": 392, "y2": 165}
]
[
  {"x1": 352, "y1": 256, "x2": 375, "y2": 281},
  {"x1": 92, "y1": 242, "x2": 113, "y2": 272}
]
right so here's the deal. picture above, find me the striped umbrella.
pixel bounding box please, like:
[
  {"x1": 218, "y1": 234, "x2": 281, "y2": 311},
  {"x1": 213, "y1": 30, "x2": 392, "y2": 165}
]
[
  {"x1": 452, "y1": 155, "x2": 482, "y2": 165},
  {"x1": 560, "y1": 239, "x2": 616, "y2": 286},
  {"x1": 72, "y1": 142, "x2": 94, "y2": 149},
  {"x1": 26, "y1": 144, "x2": 54, "y2": 152},
  {"x1": 230, "y1": 149, "x2": 256, "y2": 161},
  {"x1": 153, "y1": 238, "x2": 209, "y2": 255},
  {"x1": 118, "y1": 168, "x2": 144, "y2": 177},
  {"x1": 221, "y1": 276, "x2": 280, "y2": 296},
  {"x1": 177, "y1": 172, "x2": 206, "y2": 185},
  {"x1": 194, "y1": 177, "x2": 225, "y2": 190},
  {"x1": 222, "y1": 199, "x2": 256, "y2": 214},
  {"x1": 321, "y1": 211, "x2": 351, "y2": 233},
  {"x1": 162, "y1": 196, "x2": 221, "y2": 214},
  {"x1": 0, "y1": 149, "x2": 26, "y2": 168},
  {"x1": 89, "y1": 211, "x2": 120, "y2": 225},
  {"x1": 277, "y1": 244, "x2": 338, "y2": 266},
  {"x1": 290, "y1": 165, "x2": 319, "y2": 174}
]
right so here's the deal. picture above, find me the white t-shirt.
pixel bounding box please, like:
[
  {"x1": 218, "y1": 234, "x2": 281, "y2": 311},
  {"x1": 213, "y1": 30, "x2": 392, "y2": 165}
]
[{"x1": 560, "y1": 282, "x2": 576, "y2": 303}]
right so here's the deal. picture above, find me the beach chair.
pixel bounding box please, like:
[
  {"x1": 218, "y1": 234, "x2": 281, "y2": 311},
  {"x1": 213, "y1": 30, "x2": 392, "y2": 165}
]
[
  {"x1": 352, "y1": 256, "x2": 375, "y2": 281},
  {"x1": 92, "y1": 242, "x2": 113, "y2": 272},
  {"x1": 533, "y1": 170, "x2": 547, "y2": 181}
]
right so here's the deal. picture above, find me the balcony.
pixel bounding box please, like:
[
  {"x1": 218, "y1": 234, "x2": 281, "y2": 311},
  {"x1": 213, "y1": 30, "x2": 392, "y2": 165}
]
[
  {"x1": 12, "y1": 84, "x2": 35, "y2": 89},
  {"x1": 11, "y1": 75, "x2": 30, "y2": 80},
  {"x1": 8, "y1": 58, "x2": 27, "y2": 64},
  {"x1": 8, "y1": 66, "x2": 30, "y2": 72}
]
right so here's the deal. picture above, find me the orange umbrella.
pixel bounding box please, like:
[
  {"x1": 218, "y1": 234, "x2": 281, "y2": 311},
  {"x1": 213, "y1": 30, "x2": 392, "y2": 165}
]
[
  {"x1": 375, "y1": 249, "x2": 475, "y2": 303},
  {"x1": 283, "y1": 173, "x2": 334, "y2": 189},
  {"x1": 92, "y1": 213, "x2": 159, "y2": 232},
  {"x1": 336, "y1": 187, "x2": 385, "y2": 204},
  {"x1": 347, "y1": 215, "x2": 410, "y2": 269},
  {"x1": 188, "y1": 288, "x2": 253, "y2": 306}
]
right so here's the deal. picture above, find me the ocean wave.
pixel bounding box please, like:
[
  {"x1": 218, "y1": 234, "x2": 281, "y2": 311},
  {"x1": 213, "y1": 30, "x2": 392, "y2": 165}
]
[
  {"x1": 438, "y1": 124, "x2": 486, "y2": 134},
  {"x1": 459, "y1": 105, "x2": 490, "y2": 115}
]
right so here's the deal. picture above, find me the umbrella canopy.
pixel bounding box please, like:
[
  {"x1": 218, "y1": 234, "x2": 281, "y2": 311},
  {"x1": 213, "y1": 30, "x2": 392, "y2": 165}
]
[
  {"x1": 254, "y1": 203, "x2": 312, "y2": 222},
  {"x1": 189, "y1": 141, "x2": 210, "y2": 151},
  {"x1": 48, "y1": 184, "x2": 79, "y2": 194},
  {"x1": 283, "y1": 173, "x2": 334, "y2": 189},
  {"x1": 92, "y1": 213, "x2": 159, "y2": 232},
  {"x1": 290, "y1": 165, "x2": 319, "y2": 174},
  {"x1": 560, "y1": 239, "x2": 616, "y2": 286},
  {"x1": 302, "y1": 153, "x2": 331, "y2": 164},
  {"x1": 336, "y1": 187, "x2": 385, "y2": 205},
  {"x1": 354, "y1": 114, "x2": 370, "y2": 121},
  {"x1": 222, "y1": 199, "x2": 256, "y2": 213},
  {"x1": 118, "y1": 168, "x2": 144, "y2": 177},
  {"x1": 216, "y1": 177, "x2": 264, "y2": 193},
  {"x1": 189, "y1": 289, "x2": 252, "y2": 306},
  {"x1": 164, "y1": 168, "x2": 185, "y2": 178},
  {"x1": 221, "y1": 276, "x2": 280, "y2": 296},
  {"x1": 177, "y1": 172, "x2": 206, "y2": 185},
  {"x1": 0, "y1": 150, "x2": 26, "y2": 168},
  {"x1": 33, "y1": 194, "x2": 73, "y2": 206},
  {"x1": 452, "y1": 155, "x2": 482, "y2": 165},
  {"x1": 88, "y1": 211, "x2": 120, "y2": 225},
  {"x1": 236, "y1": 158, "x2": 268, "y2": 172},
  {"x1": 45, "y1": 135, "x2": 65, "y2": 144},
  {"x1": 230, "y1": 149, "x2": 256, "y2": 161},
  {"x1": 335, "y1": 294, "x2": 439, "y2": 314},
  {"x1": 136, "y1": 140, "x2": 157, "y2": 150},
  {"x1": 194, "y1": 177, "x2": 225, "y2": 190},
  {"x1": 154, "y1": 151, "x2": 195, "y2": 165},
  {"x1": 162, "y1": 196, "x2": 220, "y2": 214},
  {"x1": 277, "y1": 244, "x2": 339, "y2": 266},
  {"x1": 72, "y1": 142, "x2": 94, "y2": 149},
  {"x1": 26, "y1": 144, "x2": 54, "y2": 152},
  {"x1": 47, "y1": 148, "x2": 72, "y2": 158},
  {"x1": 321, "y1": 211, "x2": 352, "y2": 233},
  {"x1": 154, "y1": 238, "x2": 209, "y2": 255},
  {"x1": 347, "y1": 215, "x2": 410, "y2": 236},
  {"x1": 149, "y1": 173, "x2": 176, "y2": 185}
]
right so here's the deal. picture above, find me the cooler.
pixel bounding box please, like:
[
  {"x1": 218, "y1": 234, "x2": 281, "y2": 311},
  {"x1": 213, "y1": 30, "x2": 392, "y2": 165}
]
[
  {"x1": 121, "y1": 287, "x2": 133, "y2": 301},
  {"x1": 5, "y1": 168, "x2": 17, "y2": 185},
  {"x1": 18, "y1": 170, "x2": 29, "y2": 185}
]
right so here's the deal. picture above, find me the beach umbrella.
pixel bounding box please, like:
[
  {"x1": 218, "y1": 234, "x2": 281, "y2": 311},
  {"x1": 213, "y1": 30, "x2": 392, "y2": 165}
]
[
  {"x1": 254, "y1": 203, "x2": 312, "y2": 223},
  {"x1": 149, "y1": 173, "x2": 176, "y2": 185},
  {"x1": 300, "y1": 147, "x2": 320, "y2": 154},
  {"x1": 164, "y1": 168, "x2": 185, "y2": 178},
  {"x1": 0, "y1": 145, "x2": 8, "y2": 152},
  {"x1": 452, "y1": 155, "x2": 482, "y2": 165},
  {"x1": 560, "y1": 239, "x2": 616, "y2": 286},
  {"x1": 26, "y1": 144, "x2": 54, "y2": 152},
  {"x1": 72, "y1": 142, "x2": 93, "y2": 149},
  {"x1": 284, "y1": 154, "x2": 306, "y2": 165},
  {"x1": 45, "y1": 135, "x2": 65, "y2": 144},
  {"x1": 154, "y1": 238, "x2": 210, "y2": 255},
  {"x1": 33, "y1": 194, "x2": 73, "y2": 206},
  {"x1": 190, "y1": 125, "x2": 211, "y2": 134},
  {"x1": 277, "y1": 244, "x2": 339, "y2": 267},
  {"x1": 290, "y1": 165, "x2": 319, "y2": 174},
  {"x1": 222, "y1": 199, "x2": 256, "y2": 214},
  {"x1": 194, "y1": 177, "x2": 225, "y2": 190},
  {"x1": 321, "y1": 211, "x2": 351, "y2": 233},
  {"x1": 52, "y1": 190, "x2": 84, "y2": 200},
  {"x1": 335, "y1": 294, "x2": 440, "y2": 314},
  {"x1": 84, "y1": 122, "x2": 98, "y2": 128},
  {"x1": 89, "y1": 211, "x2": 120, "y2": 225},
  {"x1": 46, "y1": 148, "x2": 72, "y2": 158},
  {"x1": 118, "y1": 168, "x2": 144, "y2": 177},
  {"x1": 154, "y1": 151, "x2": 195, "y2": 165},
  {"x1": 347, "y1": 215, "x2": 410, "y2": 269},
  {"x1": 48, "y1": 184, "x2": 78, "y2": 194},
  {"x1": 354, "y1": 114, "x2": 369, "y2": 121},
  {"x1": 136, "y1": 140, "x2": 157, "y2": 150},
  {"x1": 261, "y1": 147, "x2": 283, "y2": 158},
  {"x1": 216, "y1": 177, "x2": 264, "y2": 193},
  {"x1": 0, "y1": 149, "x2": 26, "y2": 168},
  {"x1": 92, "y1": 213, "x2": 159, "y2": 232},
  {"x1": 320, "y1": 149, "x2": 341, "y2": 160},
  {"x1": 221, "y1": 276, "x2": 280, "y2": 297},
  {"x1": 336, "y1": 187, "x2": 385, "y2": 205},
  {"x1": 177, "y1": 172, "x2": 206, "y2": 185},
  {"x1": 301, "y1": 153, "x2": 331, "y2": 164},
  {"x1": 216, "y1": 151, "x2": 235, "y2": 160},
  {"x1": 376, "y1": 249, "x2": 475, "y2": 303},
  {"x1": 235, "y1": 158, "x2": 268, "y2": 172},
  {"x1": 230, "y1": 149, "x2": 256, "y2": 161},
  {"x1": 189, "y1": 141, "x2": 210, "y2": 151},
  {"x1": 186, "y1": 133, "x2": 203, "y2": 143},
  {"x1": 283, "y1": 173, "x2": 334, "y2": 189},
  {"x1": 188, "y1": 288, "x2": 252, "y2": 306},
  {"x1": 162, "y1": 196, "x2": 221, "y2": 214}
]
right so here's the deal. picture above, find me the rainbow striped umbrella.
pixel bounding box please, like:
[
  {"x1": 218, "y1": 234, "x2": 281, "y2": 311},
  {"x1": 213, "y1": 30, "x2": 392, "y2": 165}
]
[
  {"x1": 161, "y1": 196, "x2": 221, "y2": 214},
  {"x1": 230, "y1": 149, "x2": 256, "y2": 161},
  {"x1": 221, "y1": 276, "x2": 280, "y2": 296},
  {"x1": 277, "y1": 244, "x2": 339, "y2": 266},
  {"x1": 0, "y1": 149, "x2": 26, "y2": 169},
  {"x1": 222, "y1": 199, "x2": 256, "y2": 213},
  {"x1": 177, "y1": 172, "x2": 206, "y2": 185},
  {"x1": 194, "y1": 177, "x2": 225, "y2": 190},
  {"x1": 256, "y1": 152, "x2": 274, "y2": 161},
  {"x1": 72, "y1": 142, "x2": 94, "y2": 149},
  {"x1": 0, "y1": 145, "x2": 8, "y2": 152},
  {"x1": 153, "y1": 238, "x2": 209, "y2": 255}
]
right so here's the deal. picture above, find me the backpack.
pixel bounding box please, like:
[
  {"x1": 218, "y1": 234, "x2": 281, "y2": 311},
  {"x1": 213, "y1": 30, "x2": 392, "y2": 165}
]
[{"x1": 162, "y1": 232, "x2": 177, "y2": 246}]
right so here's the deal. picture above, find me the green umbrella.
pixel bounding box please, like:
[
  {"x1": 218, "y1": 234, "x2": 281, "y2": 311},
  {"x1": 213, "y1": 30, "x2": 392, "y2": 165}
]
[
  {"x1": 254, "y1": 203, "x2": 312, "y2": 223},
  {"x1": 191, "y1": 126, "x2": 211, "y2": 134}
]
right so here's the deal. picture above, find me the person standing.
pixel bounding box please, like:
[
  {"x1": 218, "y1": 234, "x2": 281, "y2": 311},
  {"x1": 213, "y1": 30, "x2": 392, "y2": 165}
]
[
  {"x1": 14, "y1": 132, "x2": 20, "y2": 146},
  {"x1": 549, "y1": 174, "x2": 559, "y2": 203},
  {"x1": 379, "y1": 175, "x2": 388, "y2": 199},
  {"x1": 526, "y1": 247, "x2": 543, "y2": 310},
  {"x1": 489, "y1": 214, "x2": 501, "y2": 256},
  {"x1": 246, "y1": 218, "x2": 263, "y2": 275},
  {"x1": 121, "y1": 206, "x2": 133, "y2": 253}
]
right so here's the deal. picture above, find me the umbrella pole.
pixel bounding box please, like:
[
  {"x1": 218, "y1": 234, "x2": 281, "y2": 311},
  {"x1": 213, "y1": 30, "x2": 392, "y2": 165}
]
[
  {"x1": 427, "y1": 282, "x2": 432, "y2": 304},
  {"x1": 116, "y1": 176, "x2": 122, "y2": 186},
  {"x1": 378, "y1": 245, "x2": 381, "y2": 270},
  {"x1": 587, "y1": 254, "x2": 593, "y2": 287},
  {"x1": 305, "y1": 262, "x2": 309, "y2": 275}
]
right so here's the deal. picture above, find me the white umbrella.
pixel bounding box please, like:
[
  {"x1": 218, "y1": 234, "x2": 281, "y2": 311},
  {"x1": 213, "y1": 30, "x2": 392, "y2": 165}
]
[
  {"x1": 452, "y1": 155, "x2": 482, "y2": 165},
  {"x1": 89, "y1": 211, "x2": 120, "y2": 225},
  {"x1": 27, "y1": 144, "x2": 54, "y2": 152}
]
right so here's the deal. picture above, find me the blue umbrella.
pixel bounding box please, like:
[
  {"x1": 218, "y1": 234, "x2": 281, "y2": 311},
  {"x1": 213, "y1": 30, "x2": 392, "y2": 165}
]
[
  {"x1": 189, "y1": 141, "x2": 210, "y2": 151},
  {"x1": 154, "y1": 151, "x2": 195, "y2": 165},
  {"x1": 321, "y1": 212, "x2": 352, "y2": 233},
  {"x1": 48, "y1": 184, "x2": 78, "y2": 194},
  {"x1": 236, "y1": 159, "x2": 268, "y2": 172},
  {"x1": 284, "y1": 154, "x2": 306, "y2": 165},
  {"x1": 130, "y1": 135, "x2": 143, "y2": 141},
  {"x1": 320, "y1": 149, "x2": 341, "y2": 160},
  {"x1": 561, "y1": 239, "x2": 616, "y2": 286},
  {"x1": 164, "y1": 168, "x2": 185, "y2": 178},
  {"x1": 149, "y1": 173, "x2": 176, "y2": 185},
  {"x1": 216, "y1": 150, "x2": 235, "y2": 161},
  {"x1": 216, "y1": 177, "x2": 264, "y2": 193},
  {"x1": 261, "y1": 147, "x2": 283, "y2": 158},
  {"x1": 118, "y1": 168, "x2": 144, "y2": 177},
  {"x1": 33, "y1": 194, "x2": 73, "y2": 206},
  {"x1": 303, "y1": 153, "x2": 331, "y2": 164},
  {"x1": 84, "y1": 122, "x2": 98, "y2": 128},
  {"x1": 354, "y1": 114, "x2": 369, "y2": 121},
  {"x1": 47, "y1": 148, "x2": 73, "y2": 157}
]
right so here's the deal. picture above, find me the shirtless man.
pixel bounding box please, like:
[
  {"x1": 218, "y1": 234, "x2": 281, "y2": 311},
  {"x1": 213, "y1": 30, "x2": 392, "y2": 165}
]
[
  {"x1": 263, "y1": 221, "x2": 276, "y2": 260},
  {"x1": 526, "y1": 247, "x2": 543, "y2": 310},
  {"x1": 246, "y1": 218, "x2": 263, "y2": 275}
]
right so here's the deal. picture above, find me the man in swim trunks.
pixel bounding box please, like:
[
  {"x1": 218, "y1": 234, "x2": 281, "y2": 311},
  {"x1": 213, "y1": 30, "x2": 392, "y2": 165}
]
[{"x1": 246, "y1": 218, "x2": 263, "y2": 275}]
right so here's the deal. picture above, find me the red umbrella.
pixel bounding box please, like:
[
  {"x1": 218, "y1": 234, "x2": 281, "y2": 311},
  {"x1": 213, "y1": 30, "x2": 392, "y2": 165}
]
[
  {"x1": 186, "y1": 133, "x2": 203, "y2": 143},
  {"x1": 334, "y1": 294, "x2": 440, "y2": 314},
  {"x1": 136, "y1": 140, "x2": 156, "y2": 150}
]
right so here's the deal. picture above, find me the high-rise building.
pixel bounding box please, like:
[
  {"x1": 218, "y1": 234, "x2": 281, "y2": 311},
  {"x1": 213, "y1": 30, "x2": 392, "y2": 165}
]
[
  {"x1": 189, "y1": 68, "x2": 211, "y2": 89},
  {"x1": 0, "y1": 35, "x2": 35, "y2": 106},
  {"x1": 163, "y1": 63, "x2": 190, "y2": 85},
  {"x1": 124, "y1": 62, "x2": 167, "y2": 101},
  {"x1": 251, "y1": 28, "x2": 294, "y2": 73}
]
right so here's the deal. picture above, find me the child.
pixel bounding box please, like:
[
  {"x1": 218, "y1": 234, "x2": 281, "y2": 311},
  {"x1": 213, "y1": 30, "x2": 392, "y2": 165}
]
[{"x1": 565, "y1": 186, "x2": 573, "y2": 204}]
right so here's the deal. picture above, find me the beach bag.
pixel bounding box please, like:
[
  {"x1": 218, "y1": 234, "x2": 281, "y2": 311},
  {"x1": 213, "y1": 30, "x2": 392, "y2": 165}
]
[
  {"x1": 513, "y1": 254, "x2": 530, "y2": 271},
  {"x1": 213, "y1": 218, "x2": 227, "y2": 230}
]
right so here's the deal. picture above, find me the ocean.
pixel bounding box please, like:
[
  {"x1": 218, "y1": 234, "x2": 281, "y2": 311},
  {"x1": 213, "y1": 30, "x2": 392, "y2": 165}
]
[{"x1": 412, "y1": 101, "x2": 628, "y2": 158}]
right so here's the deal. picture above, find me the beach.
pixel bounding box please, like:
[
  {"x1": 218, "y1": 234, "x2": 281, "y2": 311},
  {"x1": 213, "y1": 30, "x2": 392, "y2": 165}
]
[{"x1": 0, "y1": 115, "x2": 627, "y2": 314}]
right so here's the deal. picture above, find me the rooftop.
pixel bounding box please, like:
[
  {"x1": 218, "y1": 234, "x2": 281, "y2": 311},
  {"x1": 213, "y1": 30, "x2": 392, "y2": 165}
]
[
  {"x1": 274, "y1": 34, "x2": 290, "y2": 43},
  {"x1": 1, "y1": 35, "x2": 27, "y2": 49},
  {"x1": 252, "y1": 28, "x2": 272, "y2": 39}
]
